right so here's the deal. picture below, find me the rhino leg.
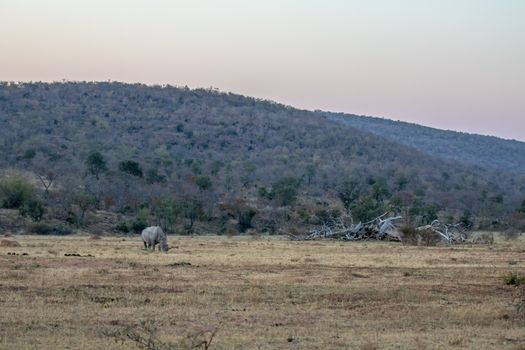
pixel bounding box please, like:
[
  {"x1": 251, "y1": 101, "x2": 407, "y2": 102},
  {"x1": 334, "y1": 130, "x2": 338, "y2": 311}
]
[{"x1": 143, "y1": 241, "x2": 147, "y2": 249}]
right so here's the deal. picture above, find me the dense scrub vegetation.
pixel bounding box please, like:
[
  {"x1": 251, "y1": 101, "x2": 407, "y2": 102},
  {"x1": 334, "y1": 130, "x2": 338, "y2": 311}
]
[
  {"x1": 0, "y1": 82, "x2": 524, "y2": 234},
  {"x1": 327, "y1": 113, "x2": 525, "y2": 173}
]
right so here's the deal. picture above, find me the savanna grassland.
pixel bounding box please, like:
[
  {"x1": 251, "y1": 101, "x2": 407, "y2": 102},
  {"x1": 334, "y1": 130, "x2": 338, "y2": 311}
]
[{"x1": 1, "y1": 235, "x2": 524, "y2": 349}]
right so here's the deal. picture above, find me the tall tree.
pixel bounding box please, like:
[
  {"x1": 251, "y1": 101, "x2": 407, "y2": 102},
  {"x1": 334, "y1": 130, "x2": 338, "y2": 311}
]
[{"x1": 85, "y1": 151, "x2": 107, "y2": 180}]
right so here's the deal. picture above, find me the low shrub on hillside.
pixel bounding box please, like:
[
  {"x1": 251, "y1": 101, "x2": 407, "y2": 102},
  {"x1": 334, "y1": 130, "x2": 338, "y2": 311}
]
[
  {"x1": 115, "y1": 222, "x2": 130, "y2": 233},
  {"x1": 0, "y1": 175, "x2": 33, "y2": 209},
  {"x1": 20, "y1": 199, "x2": 46, "y2": 222},
  {"x1": 28, "y1": 223, "x2": 73, "y2": 235}
]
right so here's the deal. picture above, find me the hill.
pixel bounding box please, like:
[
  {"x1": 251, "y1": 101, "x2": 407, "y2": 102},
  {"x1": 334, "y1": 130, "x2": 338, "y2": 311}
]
[
  {"x1": 325, "y1": 113, "x2": 525, "y2": 173},
  {"x1": 0, "y1": 82, "x2": 523, "y2": 234}
]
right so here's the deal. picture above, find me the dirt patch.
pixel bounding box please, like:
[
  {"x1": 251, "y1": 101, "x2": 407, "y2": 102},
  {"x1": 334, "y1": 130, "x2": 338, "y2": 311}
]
[{"x1": 0, "y1": 239, "x2": 20, "y2": 247}]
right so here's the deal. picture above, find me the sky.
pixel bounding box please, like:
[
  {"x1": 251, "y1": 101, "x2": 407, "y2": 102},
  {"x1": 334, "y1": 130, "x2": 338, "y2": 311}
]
[{"x1": 1, "y1": 0, "x2": 524, "y2": 140}]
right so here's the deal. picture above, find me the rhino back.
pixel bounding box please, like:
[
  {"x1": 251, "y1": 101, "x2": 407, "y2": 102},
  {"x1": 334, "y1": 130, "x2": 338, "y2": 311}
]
[{"x1": 141, "y1": 227, "x2": 158, "y2": 242}]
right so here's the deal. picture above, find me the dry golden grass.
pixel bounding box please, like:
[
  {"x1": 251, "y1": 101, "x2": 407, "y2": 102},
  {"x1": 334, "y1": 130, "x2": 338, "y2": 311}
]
[{"x1": 0, "y1": 234, "x2": 524, "y2": 349}]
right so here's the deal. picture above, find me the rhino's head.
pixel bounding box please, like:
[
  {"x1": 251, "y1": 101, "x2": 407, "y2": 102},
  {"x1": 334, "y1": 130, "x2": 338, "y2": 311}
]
[{"x1": 160, "y1": 238, "x2": 169, "y2": 252}]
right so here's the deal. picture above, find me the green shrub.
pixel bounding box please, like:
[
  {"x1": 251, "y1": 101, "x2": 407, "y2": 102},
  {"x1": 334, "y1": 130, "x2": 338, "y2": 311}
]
[
  {"x1": 85, "y1": 151, "x2": 107, "y2": 179},
  {"x1": 53, "y1": 226, "x2": 73, "y2": 235},
  {"x1": 238, "y1": 208, "x2": 256, "y2": 232},
  {"x1": 257, "y1": 187, "x2": 272, "y2": 199},
  {"x1": 118, "y1": 160, "x2": 143, "y2": 177},
  {"x1": 130, "y1": 218, "x2": 147, "y2": 233},
  {"x1": 20, "y1": 199, "x2": 46, "y2": 222},
  {"x1": 115, "y1": 222, "x2": 130, "y2": 233},
  {"x1": 145, "y1": 169, "x2": 166, "y2": 184},
  {"x1": 0, "y1": 175, "x2": 33, "y2": 209},
  {"x1": 28, "y1": 223, "x2": 72, "y2": 235},
  {"x1": 400, "y1": 225, "x2": 419, "y2": 245},
  {"x1": 28, "y1": 223, "x2": 54, "y2": 235},
  {"x1": 195, "y1": 176, "x2": 212, "y2": 191},
  {"x1": 271, "y1": 177, "x2": 301, "y2": 206},
  {"x1": 504, "y1": 273, "x2": 525, "y2": 286},
  {"x1": 352, "y1": 196, "x2": 385, "y2": 223}
]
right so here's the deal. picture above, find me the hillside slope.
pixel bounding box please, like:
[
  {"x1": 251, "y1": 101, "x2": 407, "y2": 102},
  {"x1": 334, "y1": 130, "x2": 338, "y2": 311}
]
[
  {"x1": 0, "y1": 82, "x2": 523, "y2": 233},
  {"x1": 326, "y1": 113, "x2": 525, "y2": 173}
]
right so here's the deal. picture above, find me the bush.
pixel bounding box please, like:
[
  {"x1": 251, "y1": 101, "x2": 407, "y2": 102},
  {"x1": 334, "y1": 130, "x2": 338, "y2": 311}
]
[
  {"x1": 351, "y1": 196, "x2": 385, "y2": 223},
  {"x1": 20, "y1": 199, "x2": 46, "y2": 222},
  {"x1": 419, "y1": 228, "x2": 439, "y2": 246},
  {"x1": 118, "y1": 160, "x2": 143, "y2": 177},
  {"x1": 145, "y1": 169, "x2": 166, "y2": 184},
  {"x1": 115, "y1": 222, "x2": 130, "y2": 233},
  {"x1": 271, "y1": 177, "x2": 301, "y2": 206},
  {"x1": 502, "y1": 228, "x2": 520, "y2": 241},
  {"x1": 504, "y1": 273, "x2": 525, "y2": 286},
  {"x1": 195, "y1": 176, "x2": 212, "y2": 191},
  {"x1": 0, "y1": 175, "x2": 33, "y2": 209},
  {"x1": 130, "y1": 218, "x2": 147, "y2": 233},
  {"x1": 28, "y1": 223, "x2": 54, "y2": 235},
  {"x1": 238, "y1": 208, "x2": 256, "y2": 233},
  {"x1": 154, "y1": 199, "x2": 179, "y2": 231},
  {"x1": 472, "y1": 232, "x2": 494, "y2": 244},
  {"x1": 53, "y1": 226, "x2": 73, "y2": 235},
  {"x1": 400, "y1": 225, "x2": 419, "y2": 245},
  {"x1": 314, "y1": 208, "x2": 341, "y2": 225},
  {"x1": 72, "y1": 191, "x2": 96, "y2": 226},
  {"x1": 28, "y1": 223, "x2": 73, "y2": 235}
]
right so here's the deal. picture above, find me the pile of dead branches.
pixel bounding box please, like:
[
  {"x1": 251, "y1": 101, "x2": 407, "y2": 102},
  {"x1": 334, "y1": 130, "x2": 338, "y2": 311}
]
[
  {"x1": 289, "y1": 213, "x2": 469, "y2": 244},
  {"x1": 289, "y1": 212, "x2": 403, "y2": 241},
  {"x1": 417, "y1": 220, "x2": 468, "y2": 244}
]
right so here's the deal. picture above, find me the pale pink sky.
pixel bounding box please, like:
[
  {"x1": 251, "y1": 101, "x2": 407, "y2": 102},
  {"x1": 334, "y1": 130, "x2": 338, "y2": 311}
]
[{"x1": 1, "y1": 0, "x2": 524, "y2": 140}]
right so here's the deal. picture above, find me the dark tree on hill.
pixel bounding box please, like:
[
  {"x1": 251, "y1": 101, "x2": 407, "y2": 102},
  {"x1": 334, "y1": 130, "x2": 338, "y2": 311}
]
[
  {"x1": 195, "y1": 176, "x2": 212, "y2": 191},
  {"x1": 85, "y1": 151, "x2": 107, "y2": 179},
  {"x1": 72, "y1": 191, "x2": 96, "y2": 226},
  {"x1": 271, "y1": 177, "x2": 302, "y2": 206},
  {"x1": 338, "y1": 180, "x2": 362, "y2": 214},
  {"x1": 145, "y1": 168, "x2": 166, "y2": 184},
  {"x1": 352, "y1": 196, "x2": 385, "y2": 223},
  {"x1": 119, "y1": 160, "x2": 143, "y2": 178}
]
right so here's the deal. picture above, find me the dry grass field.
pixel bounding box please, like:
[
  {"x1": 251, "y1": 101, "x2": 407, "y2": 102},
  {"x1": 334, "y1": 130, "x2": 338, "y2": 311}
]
[{"x1": 0, "y1": 234, "x2": 524, "y2": 349}]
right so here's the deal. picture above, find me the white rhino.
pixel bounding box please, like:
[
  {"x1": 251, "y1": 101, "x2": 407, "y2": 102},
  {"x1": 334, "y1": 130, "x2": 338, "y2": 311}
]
[{"x1": 141, "y1": 226, "x2": 169, "y2": 252}]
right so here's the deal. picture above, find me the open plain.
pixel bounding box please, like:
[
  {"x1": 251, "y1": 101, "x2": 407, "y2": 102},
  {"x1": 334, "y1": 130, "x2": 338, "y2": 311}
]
[{"x1": 0, "y1": 235, "x2": 524, "y2": 349}]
